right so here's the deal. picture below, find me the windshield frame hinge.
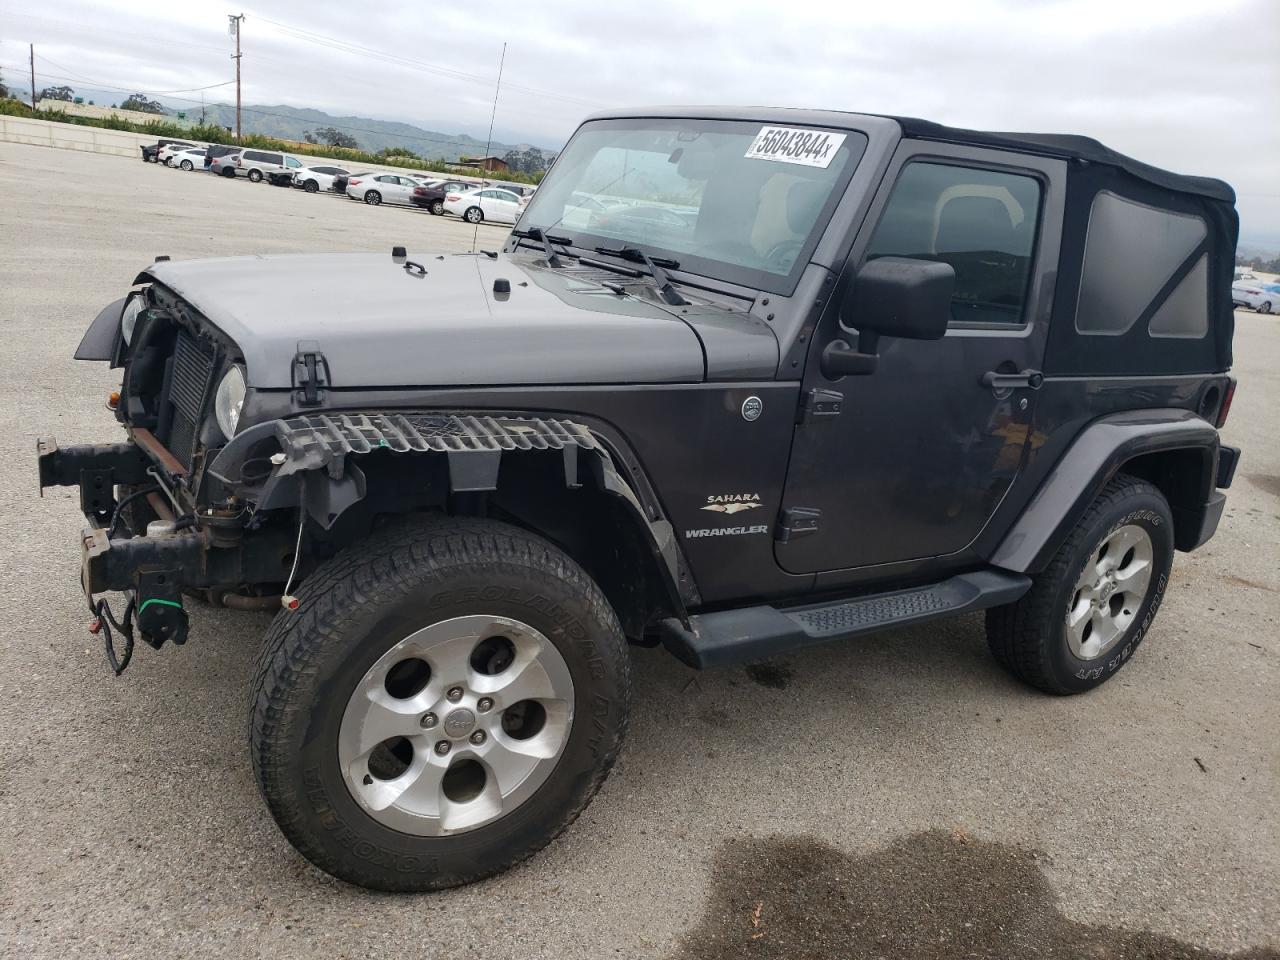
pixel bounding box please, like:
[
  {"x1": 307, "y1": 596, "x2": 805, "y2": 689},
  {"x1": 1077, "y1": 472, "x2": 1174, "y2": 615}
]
[
  {"x1": 798, "y1": 388, "x2": 843, "y2": 423},
  {"x1": 291, "y1": 340, "x2": 331, "y2": 407},
  {"x1": 776, "y1": 506, "x2": 822, "y2": 542}
]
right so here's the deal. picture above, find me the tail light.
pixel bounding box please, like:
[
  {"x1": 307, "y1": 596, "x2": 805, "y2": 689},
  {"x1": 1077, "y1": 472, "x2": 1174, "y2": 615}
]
[
  {"x1": 234, "y1": 156, "x2": 242, "y2": 166},
  {"x1": 349, "y1": 179, "x2": 362, "y2": 187},
  {"x1": 1216, "y1": 378, "x2": 1236, "y2": 428},
  {"x1": 446, "y1": 195, "x2": 460, "y2": 202},
  {"x1": 413, "y1": 187, "x2": 426, "y2": 195}
]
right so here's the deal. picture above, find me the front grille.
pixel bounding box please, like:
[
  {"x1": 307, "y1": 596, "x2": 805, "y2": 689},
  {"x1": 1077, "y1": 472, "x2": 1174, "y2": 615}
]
[{"x1": 165, "y1": 329, "x2": 216, "y2": 468}]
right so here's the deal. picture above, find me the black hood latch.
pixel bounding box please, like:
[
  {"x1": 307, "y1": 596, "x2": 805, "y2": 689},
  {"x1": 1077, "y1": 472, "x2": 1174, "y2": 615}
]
[{"x1": 292, "y1": 340, "x2": 331, "y2": 407}]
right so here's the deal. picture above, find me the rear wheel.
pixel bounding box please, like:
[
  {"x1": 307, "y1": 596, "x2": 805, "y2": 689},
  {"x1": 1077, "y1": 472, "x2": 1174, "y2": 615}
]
[
  {"x1": 304, "y1": 179, "x2": 319, "y2": 193},
  {"x1": 1260, "y1": 301, "x2": 1273, "y2": 315},
  {"x1": 430, "y1": 199, "x2": 445, "y2": 215},
  {"x1": 247, "y1": 169, "x2": 263, "y2": 183},
  {"x1": 464, "y1": 206, "x2": 484, "y2": 224},
  {"x1": 986, "y1": 474, "x2": 1173, "y2": 695},
  {"x1": 250, "y1": 517, "x2": 629, "y2": 891},
  {"x1": 221, "y1": 167, "x2": 236, "y2": 178},
  {"x1": 365, "y1": 190, "x2": 382, "y2": 206},
  {"x1": 180, "y1": 159, "x2": 193, "y2": 171}
]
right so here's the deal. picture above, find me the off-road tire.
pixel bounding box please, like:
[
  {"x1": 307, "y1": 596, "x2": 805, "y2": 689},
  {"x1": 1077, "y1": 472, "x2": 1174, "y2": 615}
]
[
  {"x1": 986, "y1": 474, "x2": 1173, "y2": 695},
  {"x1": 250, "y1": 516, "x2": 630, "y2": 891},
  {"x1": 247, "y1": 169, "x2": 263, "y2": 183}
]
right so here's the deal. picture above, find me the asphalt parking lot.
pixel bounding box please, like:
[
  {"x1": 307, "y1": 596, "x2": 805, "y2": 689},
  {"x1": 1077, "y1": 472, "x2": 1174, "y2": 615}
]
[{"x1": 0, "y1": 140, "x2": 1276, "y2": 959}]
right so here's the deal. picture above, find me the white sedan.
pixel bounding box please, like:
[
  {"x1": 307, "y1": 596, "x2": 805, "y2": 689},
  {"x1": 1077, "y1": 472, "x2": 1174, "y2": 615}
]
[
  {"x1": 157, "y1": 141, "x2": 200, "y2": 166},
  {"x1": 170, "y1": 147, "x2": 207, "y2": 171},
  {"x1": 1232, "y1": 281, "x2": 1279, "y2": 314},
  {"x1": 292, "y1": 165, "x2": 351, "y2": 193},
  {"x1": 443, "y1": 187, "x2": 524, "y2": 225},
  {"x1": 346, "y1": 173, "x2": 427, "y2": 206}
]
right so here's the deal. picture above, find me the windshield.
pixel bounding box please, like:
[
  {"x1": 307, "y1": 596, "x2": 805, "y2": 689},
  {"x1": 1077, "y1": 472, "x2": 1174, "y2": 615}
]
[{"x1": 520, "y1": 118, "x2": 867, "y2": 292}]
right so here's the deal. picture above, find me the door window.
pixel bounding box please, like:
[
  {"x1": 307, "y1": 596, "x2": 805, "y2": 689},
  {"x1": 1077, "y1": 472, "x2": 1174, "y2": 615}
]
[
  {"x1": 285, "y1": 156, "x2": 302, "y2": 168},
  {"x1": 866, "y1": 161, "x2": 1042, "y2": 325}
]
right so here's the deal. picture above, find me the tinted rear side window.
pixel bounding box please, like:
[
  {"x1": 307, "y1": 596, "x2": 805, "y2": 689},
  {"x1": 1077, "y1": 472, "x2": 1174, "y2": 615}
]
[
  {"x1": 865, "y1": 161, "x2": 1042, "y2": 325},
  {"x1": 1075, "y1": 192, "x2": 1208, "y2": 337}
]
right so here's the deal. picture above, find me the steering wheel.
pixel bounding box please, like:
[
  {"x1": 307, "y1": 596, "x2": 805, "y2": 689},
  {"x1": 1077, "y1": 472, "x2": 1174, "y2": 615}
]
[{"x1": 764, "y1": 239, "x2": 804, "y2": 270}]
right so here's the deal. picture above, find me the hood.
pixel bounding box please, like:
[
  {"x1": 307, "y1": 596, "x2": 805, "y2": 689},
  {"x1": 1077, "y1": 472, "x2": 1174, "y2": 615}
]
[{"x1": 144, "y1": 252, "x2": 714, "y2": 389}]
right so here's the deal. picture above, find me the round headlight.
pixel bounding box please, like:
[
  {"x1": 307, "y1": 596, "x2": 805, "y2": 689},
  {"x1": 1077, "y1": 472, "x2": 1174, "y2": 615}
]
[
  {"x1": 120, "y1": 297, "x2": 145, "y2": 346},
  {"x1": 214, "y1": 365, "x2": 247, "y2": 438}
]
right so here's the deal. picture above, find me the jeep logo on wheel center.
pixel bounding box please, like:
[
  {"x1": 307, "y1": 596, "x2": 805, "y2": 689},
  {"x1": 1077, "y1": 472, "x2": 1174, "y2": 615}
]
[
  {"x1": 443, "y1": 708, "x2": 477, "y2": 738},
  {"x1": 35, "y1": 104, "x2": 1240, "y2": 891}
]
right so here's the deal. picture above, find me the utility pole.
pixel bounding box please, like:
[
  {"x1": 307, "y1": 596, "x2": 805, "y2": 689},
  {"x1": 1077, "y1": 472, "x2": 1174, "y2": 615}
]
[
  {"x1": 228, "y1": 13, "x2": 244, "y2": 141},
  {"x1": 29, "y1": 43, "x2": 36, "y2": 113},
  {"x1": 200, "y1": 91, "x2": 206, "y2": 126}
]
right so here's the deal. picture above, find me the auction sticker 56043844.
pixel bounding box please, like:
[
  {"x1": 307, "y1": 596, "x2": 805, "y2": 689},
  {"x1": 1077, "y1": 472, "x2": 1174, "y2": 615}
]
[{"x1": 744, "y1": 126, "x2": 847, "y2": 168}]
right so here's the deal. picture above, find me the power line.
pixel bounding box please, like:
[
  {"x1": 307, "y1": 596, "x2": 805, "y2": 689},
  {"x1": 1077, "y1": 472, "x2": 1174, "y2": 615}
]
[
  {"x1": 1, "y1": 62, "x2": 544, "y2": 153},
  {"x1": 37, "y1": 52, "x2": 233, "y2": 94}
]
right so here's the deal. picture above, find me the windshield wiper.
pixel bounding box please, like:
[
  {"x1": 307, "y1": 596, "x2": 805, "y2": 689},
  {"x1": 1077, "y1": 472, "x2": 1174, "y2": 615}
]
[
  {"x1": 512, "y1": 227, "x2": 575, "y2": 267},
  {"x1": 594, "y1": 245, "x2": 689, "y2": 306}
]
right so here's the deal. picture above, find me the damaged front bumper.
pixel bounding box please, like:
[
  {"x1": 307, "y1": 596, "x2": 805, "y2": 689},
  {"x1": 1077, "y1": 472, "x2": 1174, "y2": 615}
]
[{"x1": 39, "y1": 436, "x2": 205, "y2": 650}]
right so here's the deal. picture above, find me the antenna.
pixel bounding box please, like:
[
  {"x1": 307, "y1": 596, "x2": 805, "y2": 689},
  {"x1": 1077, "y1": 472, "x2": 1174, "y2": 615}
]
[{"x1": 472, "y1": 42, "x2": 507, "y2": 253}]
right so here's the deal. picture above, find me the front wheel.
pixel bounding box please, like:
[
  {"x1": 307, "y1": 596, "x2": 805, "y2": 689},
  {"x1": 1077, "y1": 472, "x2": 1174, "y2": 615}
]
[
  {"x1": 986, "y1": 474, "x2": 1173, "y2": 695},
  {"x1": 247, "y1": 169, "x2": 263, "y2": 183},
  {"x1": 464, "y1": 206, "x2": 483, "y2": 224},
  {"x1": 364, "y1": 190, "x2": 382, "y2": 206},
  {"x1": 250, "y1": 517, "x2": 629, "y2": 891}
]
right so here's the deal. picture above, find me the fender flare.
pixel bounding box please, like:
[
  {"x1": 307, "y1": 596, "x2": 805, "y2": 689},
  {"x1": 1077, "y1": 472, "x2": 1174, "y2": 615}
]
[
  {"x1": 75, "y1": 296, "x2": 127, "y2": 361},
  {"x1": 208, "y1": 410, "x2": 691, "y2": 617},
  {"x1": 991, "y1": 409, "x2": 1219, "y2": 573}
]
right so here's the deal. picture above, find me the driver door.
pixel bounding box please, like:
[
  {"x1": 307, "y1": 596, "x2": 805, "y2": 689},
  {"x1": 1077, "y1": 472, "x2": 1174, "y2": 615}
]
[{"x1": 776, "y1": 141, "x2": 1065, "y2": 578}]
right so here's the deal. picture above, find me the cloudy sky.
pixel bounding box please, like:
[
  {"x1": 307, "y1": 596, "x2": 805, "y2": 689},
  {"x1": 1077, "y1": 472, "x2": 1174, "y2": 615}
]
[{"x1": 2, "y1": 0, "x2": 1277, "y2": 243}]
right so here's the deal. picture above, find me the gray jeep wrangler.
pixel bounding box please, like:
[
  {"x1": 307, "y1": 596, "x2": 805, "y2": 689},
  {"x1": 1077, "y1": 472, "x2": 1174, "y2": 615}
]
[{"x1": 38, "y1": 107, "x2": 1241, "y2": 891}]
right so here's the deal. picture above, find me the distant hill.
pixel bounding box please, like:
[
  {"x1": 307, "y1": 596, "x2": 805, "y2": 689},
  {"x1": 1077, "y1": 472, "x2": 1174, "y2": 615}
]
[{"x1": 172, "y1": 102, "x2": 552, "y2": 161}]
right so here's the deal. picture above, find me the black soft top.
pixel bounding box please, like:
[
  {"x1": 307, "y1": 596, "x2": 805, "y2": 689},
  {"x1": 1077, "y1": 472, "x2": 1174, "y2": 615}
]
[
  {"x1": 585, "y1": 106, "x2": 1233, "y2": 204},
  {"x1": 889, "y1": 116, "x2": 1234, "y2": 203}
]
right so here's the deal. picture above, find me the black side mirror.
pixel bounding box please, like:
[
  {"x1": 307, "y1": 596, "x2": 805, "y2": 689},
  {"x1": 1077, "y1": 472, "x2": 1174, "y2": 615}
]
[{"x1": 822, "y1": 257, "x2": 955, "y2": 377}]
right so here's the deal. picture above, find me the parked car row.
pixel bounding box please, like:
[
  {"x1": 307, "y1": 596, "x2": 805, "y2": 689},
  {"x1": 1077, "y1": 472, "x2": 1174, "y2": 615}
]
[{"x1": 139, "y1": 138, "x2": 538, "y2": 227}]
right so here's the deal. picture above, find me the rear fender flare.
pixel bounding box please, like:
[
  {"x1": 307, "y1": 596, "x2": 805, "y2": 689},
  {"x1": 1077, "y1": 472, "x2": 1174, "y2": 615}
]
[{"x1": 991, "y1": 409, "x2": 1219, "y2": 573}]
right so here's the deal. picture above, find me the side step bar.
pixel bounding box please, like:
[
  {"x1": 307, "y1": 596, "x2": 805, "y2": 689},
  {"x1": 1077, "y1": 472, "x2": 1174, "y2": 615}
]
[{"x1": 658, "y1": 569, "x2": 1031, "y2": 669}]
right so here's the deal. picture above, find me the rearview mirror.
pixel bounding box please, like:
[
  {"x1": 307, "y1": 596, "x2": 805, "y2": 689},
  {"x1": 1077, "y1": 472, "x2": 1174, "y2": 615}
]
[{"x1": 822, "y1": 257, "x2": 955, "y2": 377}]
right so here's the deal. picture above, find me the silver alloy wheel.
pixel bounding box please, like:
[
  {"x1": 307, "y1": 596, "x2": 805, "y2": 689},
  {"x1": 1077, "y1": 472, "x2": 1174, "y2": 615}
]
[
  {"x1": 1065, "y1": 523, "x2": 1154, "y2": 660},
  {"x1": 465, "y1": 206, "x2": 483, "y2": 223},
  {"x1": 338, "y1": 614, "x2": 574, "y2": 836}
]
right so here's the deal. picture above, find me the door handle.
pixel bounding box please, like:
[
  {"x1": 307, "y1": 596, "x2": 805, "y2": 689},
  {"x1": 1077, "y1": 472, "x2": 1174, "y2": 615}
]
[{"x1": 981, "y1": 368, "x2": 1044, "y2": 393}]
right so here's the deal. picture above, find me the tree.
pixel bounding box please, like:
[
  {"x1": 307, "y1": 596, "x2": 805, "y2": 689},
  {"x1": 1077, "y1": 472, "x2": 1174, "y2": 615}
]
[
  {"x1": 502, "y1": 147, "x2": 552, "y2": 175},
  {"x1": 378, "y1": 145, "x2": 418, "y2": 159},
  {"x1": 0, "y1": 68, "x2": 8, "y2": 99},
  {"x1": 308, "y1": 126, "x2": 358, "y2": 149},
  {"x1": 119, "y1": 93, "x2": 164, "y2": 114},
  {"x1": 39, "y1": 85, "x2": 75, "y2": 102}
]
